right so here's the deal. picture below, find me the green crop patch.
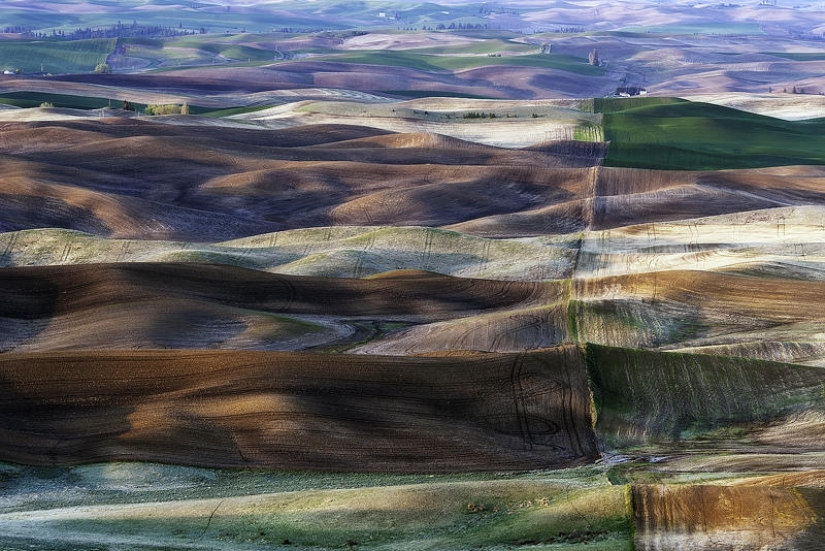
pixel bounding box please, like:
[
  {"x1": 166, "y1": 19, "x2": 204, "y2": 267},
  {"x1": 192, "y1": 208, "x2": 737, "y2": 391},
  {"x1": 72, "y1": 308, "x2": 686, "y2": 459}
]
[
  {"x1": 381, "y1": 89, "x2": 497, "y2": 99},
  {"x1": 763, "y1": 52, "x2": 825, "y2": 61},
  {"x1": 412, "y1": 38, "x2": 535, "y2": 56},
  {"x1": 598, "y1": 98, "x2": 825, "y2": 170},
  {"x1": 0, "y1": 38, "x2": 115, "y2": 74},
  {"x1": 201, "y1": 104, "x2": 276, "y2": 118},
  {"x1": 0, "y1": 91, "x2": 117, "y2": 109},
  {"x1": 7, "y1": 481, "x2": 632, "y2": 551},
  {"x1": 619, "y1": 22, "x2": 763, "y2": 34},
  {"x1": 321, "y1": 51, "x2": 605, "y2": 75},
  {"x1": 584, "y1": 344, "x2": 825, "y2": 449}
]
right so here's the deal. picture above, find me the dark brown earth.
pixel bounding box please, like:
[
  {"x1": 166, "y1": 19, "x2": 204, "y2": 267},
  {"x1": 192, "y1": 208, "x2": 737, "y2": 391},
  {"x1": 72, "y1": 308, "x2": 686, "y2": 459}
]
[
  {"x1": 0, "y1": 263, "x2": 561, "y2": 352},
  {"x1": 0, "y1": 119, "x2": 605, "y2": 240},
  {"x1": 0, "y1": 346, "x2": 598, "y2": 472},
  {"x1": 5, "y1": 119, "x2": 825, "y2": 242}
]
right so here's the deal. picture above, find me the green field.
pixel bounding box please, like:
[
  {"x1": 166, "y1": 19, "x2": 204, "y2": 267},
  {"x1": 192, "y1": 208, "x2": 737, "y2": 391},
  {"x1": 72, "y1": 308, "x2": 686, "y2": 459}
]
[
  {"x1": 163, "y1": 35, "x2": 284, "y2": 61},
  {"x1": 0, "y1": 91, "x2": 121, "y2": 109},
  {"x1": 0, "y1": 462, "x2": 633, "y2": 551},
  {"x1": 322, "y1": 51, "x2": 605, "y2": 75},
  {"x1": 585, "y1": 344, "x2": 825, "y2": 449},
  {"x1": 619, "y1": 22, "x2": 763, "y2": 35},
  {"x1": 598, "y1": 97, "x2": 825, "y2": 170},
  {"x1": 411, "y1": 38, "x2": 535, "y2": 56},
  {"x1": 0, "y1": 91, "x2": 224, "y2": 115},
  {"x1": 0, "y1": 38, "x2": 115, "y2": 74},
  {"x1": 764, "y1": 52, "x2": 825, "y2": 61},
  {"x1": 379, "y1": 89, "x2": 497, "y2": 99}
]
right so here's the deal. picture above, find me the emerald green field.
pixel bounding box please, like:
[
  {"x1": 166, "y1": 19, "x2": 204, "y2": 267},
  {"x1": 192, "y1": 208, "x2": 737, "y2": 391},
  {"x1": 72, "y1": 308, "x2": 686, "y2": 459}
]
[
  {"x1": 324, "y1": 51, "x2": 605, "y2": 75},
  {"x1": 598, "y1": 98, "x2": 825, "y2": 170},
  {"x1": 0, "y1": 38, "x2": 114, "y2": 74}
]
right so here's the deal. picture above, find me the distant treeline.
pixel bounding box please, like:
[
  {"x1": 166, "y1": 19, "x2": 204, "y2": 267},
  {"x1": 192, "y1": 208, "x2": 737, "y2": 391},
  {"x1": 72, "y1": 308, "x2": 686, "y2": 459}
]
[
  {"x1": 789, "y1": 31, "x2": 825, "y2": 41},
  {"x1": 432, "y1": 23, "x2": 489, "y2": 31},
  {"x1": 5, "y1": 22, "x2": 204, "y2": 40}
]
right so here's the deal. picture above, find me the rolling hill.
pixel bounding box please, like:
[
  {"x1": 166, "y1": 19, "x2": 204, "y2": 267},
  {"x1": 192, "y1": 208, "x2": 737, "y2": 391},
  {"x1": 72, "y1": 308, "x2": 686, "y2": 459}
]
[{"x1": 2, "y1": 66, "x2": 825, "y2": 548}]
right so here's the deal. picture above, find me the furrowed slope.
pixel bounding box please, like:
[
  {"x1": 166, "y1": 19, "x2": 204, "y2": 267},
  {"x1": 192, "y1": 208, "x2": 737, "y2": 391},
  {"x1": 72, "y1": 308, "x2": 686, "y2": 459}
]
[
  {"x1": 0, "y1": 227, "x2": 572, "y2": 281},
  {"x1": 578, "y1": 204, "x2": 825, "y2": 282},
  {"x1": 586, "y1": 345, "x2": 825, "y2": 451},
  {"x1": 632, "y1": 483, "x2": 823, "y2": 551},
  {"x1": 9, "y1": 114, "x2": 825, "y2": 242},
  {"x1": 234, "y1": 98, "x2": 606, "y2": 149},
  {"x1": 591, "y1": 165, "x2": 825, "y2": 229},
  {"x1": 351, "y1": 304, "x2": 570, "y2": 355},
  {"x1": 0, "y1": 346, "x2": 598, "y2": 472},
  {"x1": 450, "y1": 164, "x2": 825, "y2": 237},
  {"x1": 0, "y1": 227, "x2": 579, "y2": 281},
  {"x1": 0, "y1": 263, "x2": 560, "y2": 353},
  {"x1": 0, "y1": 477, "x2": 631, "y2": 551},
  {"x1": 49, "y1": 60, "x2": 615, "y2": 101},
  {"x1": 0, "y1": 119, "x2": 604, "y2": 241},
  {"x1": 571, "y1": 270, "x2": 825, "y2": 364}
]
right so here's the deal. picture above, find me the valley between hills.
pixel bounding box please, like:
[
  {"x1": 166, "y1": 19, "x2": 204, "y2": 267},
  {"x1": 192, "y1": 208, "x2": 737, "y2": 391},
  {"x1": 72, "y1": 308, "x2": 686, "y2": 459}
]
[{"x1": 2, "y1": 1, "x2": 825, "y2": 549}]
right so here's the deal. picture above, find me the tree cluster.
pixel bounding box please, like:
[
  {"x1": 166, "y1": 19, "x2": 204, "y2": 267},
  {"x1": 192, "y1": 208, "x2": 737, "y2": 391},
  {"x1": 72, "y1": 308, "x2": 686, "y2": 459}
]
[
  {"x1": 588, "y1": 48, "x2": 600, "y2": 66},
  {"x1": 24, "y1": 21, "x2": 204, "y2": 41},
  {"x1": 556, "y1": 27, "x2": 585, "y2": 33},
  {"x1": 144, "y1": 103, "x2": 189, "y2": 115},
  {"x1": 463, "y1": 112, "x2": 498, "y2": 119},
  {"x1": 65, "y1": 23, "x2": 201, "y2": 40},
  {"x1": 434, "y1": 23, "x2": 489, "y2": 30},
  {"x1": 478, "y1": 5, "x2": 518, "y2": 15}
]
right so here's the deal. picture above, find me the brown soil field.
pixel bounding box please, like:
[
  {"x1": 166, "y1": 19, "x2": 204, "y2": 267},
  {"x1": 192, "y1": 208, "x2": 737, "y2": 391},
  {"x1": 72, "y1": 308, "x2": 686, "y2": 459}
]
[
  {"x1": 0, "y1": 263, "x2": 560, "y2": 352},
  {"x1": 0, "y1": 346, "x2": 598, "y2": 472},
  {"x1": 572, "y1": 269, "x2": 825, "y2": 356},
  {"x1": 590, "y1": 165, "x2": 825, "y2": 229},
  {"x1": 52, "y1": 59, "x2": 621, "y2": 100},
  {"x1": 2, "y1": 116, "x2": 825, "y2": 362},
  {"x1": 632, "y1": 483, "x2": 824, "y2": 551},
  {"x1": 6, "y1": 118, "x2": 825, "y2": 242},
  {"x1": 0, "y1": 118, "x2": 605, "y2": 240}
]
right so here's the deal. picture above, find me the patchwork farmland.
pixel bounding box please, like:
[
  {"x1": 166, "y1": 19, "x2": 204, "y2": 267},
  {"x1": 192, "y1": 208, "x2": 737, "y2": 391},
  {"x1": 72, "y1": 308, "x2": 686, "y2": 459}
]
[{"x1": 2, "y1": 1, "x2": 825, "y2": 549}]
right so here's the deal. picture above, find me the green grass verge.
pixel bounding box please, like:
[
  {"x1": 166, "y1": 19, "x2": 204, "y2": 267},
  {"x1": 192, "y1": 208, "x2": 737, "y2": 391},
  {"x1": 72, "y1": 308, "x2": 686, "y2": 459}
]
[
  {"x1": 23, "y1": 483, "x2": 632, "y2": 550},
  {"x1": 598, "y1": 97, "x2": 825, "y2": 170},
  {"x1": 0, "y1": 462, "x2": 633, "y2": 550}
]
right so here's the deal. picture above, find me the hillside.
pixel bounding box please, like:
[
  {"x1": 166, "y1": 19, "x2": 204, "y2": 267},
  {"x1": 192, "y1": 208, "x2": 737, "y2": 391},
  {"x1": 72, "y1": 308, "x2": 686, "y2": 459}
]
[
  {"x1": 1, "y1": 109, "x2": 825, "y2": 365},
  {"x1": 0, "y1": 346, "x2": 598, "y2": 471},
  {"x1": 2, "y1": 26, "x2": 825, "y2": 546},
  {"x1": 0, "y1": 263, "x2": 562, "y2": 353}
]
